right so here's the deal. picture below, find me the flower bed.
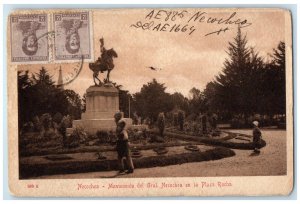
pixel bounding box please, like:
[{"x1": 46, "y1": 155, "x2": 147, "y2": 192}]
[
  {"x1": 19, "y1": 147, "x2": 235, "y2": 179},
  {"x1": 161, "y1": 131, "x2": 267, "y2": 150}
]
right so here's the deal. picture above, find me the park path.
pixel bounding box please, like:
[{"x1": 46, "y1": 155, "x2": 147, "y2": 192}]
[{"x1": 35, "y1": 129, "x2": 287, "y2": 179}]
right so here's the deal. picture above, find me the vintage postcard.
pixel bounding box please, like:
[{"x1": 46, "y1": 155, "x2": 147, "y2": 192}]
[{"x1": 7, "y1": 8, "x2": 293, "y2": 197}]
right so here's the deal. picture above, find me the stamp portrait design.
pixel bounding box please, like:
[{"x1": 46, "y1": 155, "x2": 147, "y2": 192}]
[
  {"x1": 10, "y1": 14, "x2": 48, "y2": 62},
  {"x1": 53, "y1": 12, "x2": 92, "y2": 61}
]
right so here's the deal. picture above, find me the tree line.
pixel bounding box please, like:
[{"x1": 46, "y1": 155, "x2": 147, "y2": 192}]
[
  {"x1": 18, "y1": 68, "x2": 82, "y2": 129},
  {"x1": 18, "y1": 26, "x2": 285, "y2": 128},
  {"x1": 128, "y1": 27, "x2": 286, "y2": 126},
  {"x1": 203, "y1": 27, "x2": 285, "y2": 123}
]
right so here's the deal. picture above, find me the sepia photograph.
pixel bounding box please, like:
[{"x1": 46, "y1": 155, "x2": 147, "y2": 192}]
[{"x1": 7, "y1": 7, "x2": 293, "y2": 197}]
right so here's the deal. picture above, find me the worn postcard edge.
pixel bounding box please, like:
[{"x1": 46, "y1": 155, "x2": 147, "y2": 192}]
[{"x1": 7, "y1": 8, "x2": 294, "y2": 197}]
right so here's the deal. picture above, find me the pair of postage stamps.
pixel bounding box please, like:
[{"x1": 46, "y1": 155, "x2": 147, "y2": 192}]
[{"x1": 10, "y1": 11, "x2": 92, "y2": 63}]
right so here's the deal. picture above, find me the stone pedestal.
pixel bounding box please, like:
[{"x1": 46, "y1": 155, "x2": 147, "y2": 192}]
[
  {"x1": 82, "y1": 86, "x2": 119, "y2": 120},
  {"x1": 72, "y1": 85, "x2": 131, "y2": 134}
]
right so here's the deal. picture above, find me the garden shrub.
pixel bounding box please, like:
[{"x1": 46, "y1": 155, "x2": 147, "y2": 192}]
[
  {"x1": 58, "y1": 115, "x2": 73, "y2": 146},
  {"x1": 212, "y1": 130, "x2": 221, "y2": 137},
  {"x1": 186, "y1": 113, "x2": 198, "y2": 121},
  {"x1": 32, "y1": 115, "x2": 43, "y2": 132},
  {"x1": 72, "y1": 126, "x2": 88, "y2": 143},
  {"x1": 53, "y1": 112, "x2": 63, "y2": 124},
  {"x1": 21, "y1": 122, "x2": 34, "y2": 133},
  {"x1": 211, "y1": 113, "x2": 218, "y2": 129},
  {"x1": 128, "y1": 128, "x2": 145, "y2": 142},
  {"x1": 43, "y1": 129, "x2": 57, "y2": 138},
  {"x1": 132, "y1": 112, "x2": 139, "y2": 125},
  {"x1": 96, "y1": 130, "x2": 111, "y2": 143},
  {"x1": 40, "y1": 113, "x2": 52, "y2": 131},
  {"x1": 157, "y1": 112, "x2": 165, "y2": 137},
  {"x1": 61, "y1": 115, "x2": 72, "y2": 128},
  {"x1": 173, "y1": 113, "x2": 178, "y2": 127},
  {"x1": 164, "y1": 112, "x2": 173, "y2": 127},
  {"x1": 192, "y1": 122, "x2": 201, "y2": 135},
  {"x1": 178, "y1": 110, "x2": 185, "y2": 131},
  {"x1": 66, "y1": 133, "x2": 80, "y2": 148},
  {"x1": 64, "y1": 127, "x2": 88, "y2": 148},
  {"x1": 183, "y1": 122, "x2": 191, "y2": 132}
]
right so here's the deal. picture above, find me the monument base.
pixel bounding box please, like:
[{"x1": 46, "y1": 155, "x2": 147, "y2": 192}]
[
  {"x1": 72, "y1": 118, "x2": 133, "y2": 135},
  {"x1": 68, "y1": 85, "x2": 133, "y2": 135}
]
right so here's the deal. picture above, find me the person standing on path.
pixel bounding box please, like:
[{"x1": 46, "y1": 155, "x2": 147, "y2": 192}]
[
  {"x1": 252, "y1": 121, "x2": 262, "y2": 154},
  {"x1": 114, "y1": 112, "x2": 134, "y2": 174}
]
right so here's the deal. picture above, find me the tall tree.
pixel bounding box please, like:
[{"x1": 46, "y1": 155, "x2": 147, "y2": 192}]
[
  {"x1": 132, "y1": 79, "x2": 173, "y2": 123},
  {"x1": 170, "y1": 92, "x2": 190, "y2": 114},
  {"x1": 272, "y1": 41, "x2": 285, "y2": 69},
  {"x1": 110, "y1": 81, "x2": 133, "y2": 118},
  {"x1": 119, "y1": 89, "x2": 132, "y2": 118},
  {"x1": 272, "y1": 41, "x2": 286, "y2": 115},
  {"x1": 18, "y1": 71, "x2": 33, "y2": 129},
  {"x1": 32, "y1": 67, "x2": 55, "y2": 86},
  {"x1": 30, "y1": 67, "x2": 57, "y2": 115},
  {"x1": 63, "y1": 90, "x2": 82, "y2": 119},
  {"x1": 188, "y1": 87, "x2": 207, "y2": 114},
  {"x1": 206, "y1": 26, "x2": 264, "y2": 120},
  {"x1": 18, "y1": 67, "x2": 83, "y2": 127},
  {"x1": 261, "y1": 42, "x2": 286, "y2": 115}
]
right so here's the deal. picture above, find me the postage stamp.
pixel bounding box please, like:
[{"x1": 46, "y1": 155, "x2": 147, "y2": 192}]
[
  {"x1": 53, "y1": 12, "x2": 92, "y2": 61},
  {"x1": 10, "y1": 14, "x2": 49, "y2": 63}
]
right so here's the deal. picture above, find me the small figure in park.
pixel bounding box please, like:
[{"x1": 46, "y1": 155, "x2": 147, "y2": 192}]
[
  {"x1": 114, "y1": 112, "x2": 134, "y2": 174},
  {"x1": 157, "y1": 112, "x2": 165, "y2": 138},
  {"x1": 252, "y1": 121, "x2": 262, "y2": 154}
]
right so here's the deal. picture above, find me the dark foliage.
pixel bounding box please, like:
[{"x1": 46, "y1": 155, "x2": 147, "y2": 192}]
[
  {"x1": 203, "y1": 27, "x2": 285, "y2": 123},
  {"x1": 18, "y1": 67, "x2": 83, "y2": 129},
  {"x1": 178, "y1": 110, "x2": 185, "y2": 131},
  {"x1": 132, "y1": 79, "x2": 173, "y2": 124}
]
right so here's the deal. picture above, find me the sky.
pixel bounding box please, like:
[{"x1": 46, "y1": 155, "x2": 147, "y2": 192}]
[{"x1": 18, "y1": 8, "x2": 286, "y2": 97}]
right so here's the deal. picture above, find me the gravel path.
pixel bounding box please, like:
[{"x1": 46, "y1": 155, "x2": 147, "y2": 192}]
[{"x1": 36, "y1": 129, "x2": 287, "y2": 179}]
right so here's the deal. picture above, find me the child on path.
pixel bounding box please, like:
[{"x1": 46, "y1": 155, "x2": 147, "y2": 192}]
[
  {"x1": 252, "y1": 121, "x2": 262, "y2": 154},
  {"x1": 114, "y1": 112, "x2": 134, "y2": 174}
]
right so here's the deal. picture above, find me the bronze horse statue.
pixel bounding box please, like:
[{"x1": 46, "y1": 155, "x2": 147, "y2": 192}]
[{"x1": 89, "y1": 38, "x2": 118, "y2": 86}]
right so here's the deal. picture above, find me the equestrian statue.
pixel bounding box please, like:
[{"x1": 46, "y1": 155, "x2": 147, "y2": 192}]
[{"x1": 89, "y1": 38, "x2": 118, "y2": 86}]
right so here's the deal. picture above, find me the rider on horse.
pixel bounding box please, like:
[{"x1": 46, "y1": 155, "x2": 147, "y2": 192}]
[{"x1": 89, "y1": 38, "x2": 118, "y2": 86}]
